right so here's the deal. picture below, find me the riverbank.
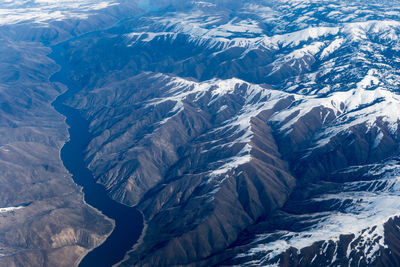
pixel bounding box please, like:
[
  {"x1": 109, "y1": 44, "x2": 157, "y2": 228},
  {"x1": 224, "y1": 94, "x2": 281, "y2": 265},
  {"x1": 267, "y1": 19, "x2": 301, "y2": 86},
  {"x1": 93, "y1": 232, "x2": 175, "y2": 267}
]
[{"x1": 50, "y1": 40, "x2": 143, "y2": 267}]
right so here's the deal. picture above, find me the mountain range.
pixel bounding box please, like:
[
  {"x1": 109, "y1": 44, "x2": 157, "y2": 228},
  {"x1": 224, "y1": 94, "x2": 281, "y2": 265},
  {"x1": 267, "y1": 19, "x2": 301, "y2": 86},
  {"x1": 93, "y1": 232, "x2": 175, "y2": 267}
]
[{"x1": 1, "y1": 0, "x2": 400, "y2": 266}]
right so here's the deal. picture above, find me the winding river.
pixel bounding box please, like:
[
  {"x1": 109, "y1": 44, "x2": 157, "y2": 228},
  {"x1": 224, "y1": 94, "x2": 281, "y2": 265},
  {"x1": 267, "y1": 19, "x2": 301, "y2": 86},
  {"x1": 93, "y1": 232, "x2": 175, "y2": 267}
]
[{"x1": 51, "y1": 42, "x2": 143, "y2": 267}]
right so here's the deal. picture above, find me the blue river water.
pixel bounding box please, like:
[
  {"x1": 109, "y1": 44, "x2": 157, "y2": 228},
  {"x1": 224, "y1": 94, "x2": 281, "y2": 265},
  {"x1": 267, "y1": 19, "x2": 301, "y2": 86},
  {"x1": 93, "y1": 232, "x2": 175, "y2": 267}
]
[{"x1": 51, "y1": 43, "x2": 143, "y2": 267}]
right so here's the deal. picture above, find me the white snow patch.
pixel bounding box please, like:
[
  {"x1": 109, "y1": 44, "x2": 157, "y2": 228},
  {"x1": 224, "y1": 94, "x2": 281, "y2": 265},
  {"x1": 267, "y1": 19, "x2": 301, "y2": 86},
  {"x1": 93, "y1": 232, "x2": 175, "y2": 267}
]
[
  {"x1": 271, "y1": 86, "x2": 400, "y2": 147},
  {"x1": 320, "y1": 38, "x2": 345, "y2": 59},
  {"x1": 0, "y1": 206, "x2": 24, "y2": 213},
  {"x1": 0, "y1": 0, "x2": 118, "y2": 25},
  {"x1": 238, "y1": 167, "x2": 400, "y2": 264},
  {"x1": 260, "y1": 27, "x2": 339, "y2": 49},
  {"x1": 373, "y1": 131, "x2": 384, "y2": 149},
  {"x1": 343, "y1": 20, "x2": 400, "y2": 41},
  {"x1": 210, "y1": 143, "x2": 252, "y2": 177},
  {"x1": 270, "y1": 42, "x2": 325, "y2": 74}
]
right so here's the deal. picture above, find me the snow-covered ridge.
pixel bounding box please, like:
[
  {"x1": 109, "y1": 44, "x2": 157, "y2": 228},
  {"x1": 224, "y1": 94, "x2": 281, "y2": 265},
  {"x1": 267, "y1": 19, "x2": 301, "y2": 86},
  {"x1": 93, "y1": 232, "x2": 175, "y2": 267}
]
[
  {"x1": 140, "y1": 69, "x2": 400, "y2": 264},
  {"x1": 320, "y1": 38, "x2": 345, "y2": 59},
  {"x1": 237, "y1": 163, "x2": 400, "y2": 265},
  {"x1": 120, "y1": 1, "x2": 400, "y2": 265},
  {"x1": 141, "y1": 69, "x2": 400, "y2": 191},
  {"x1": 343, "y1": 20, "x2": 400, "y2": 41},
  {"x1": 272, "y1": 85, "x2": 400, "y2": 145},
  {"x1": 0, "y1": 0, "x2": 118, "y2": 25},
  {"x1": 124, "y1": 22, "x2": 340, "y2": 52},
  {"x1": 144, "y1": 76, "x2": 285, "y2": 181},
  {"x1": 145, "y1": 70, "x2": 400, "y2": 184},
  {"x1": 122, "y1": 1, "x2": 400, "y2": 101},
  {"x1": 128, "y1": 19, "x2": 399, "y2": 47},
  {"x1": 124, "y1": 16, "x2": 400, "y2": 94},
  {"x1": 123, "y1": 0, "x2": 400, "y2": 55}
]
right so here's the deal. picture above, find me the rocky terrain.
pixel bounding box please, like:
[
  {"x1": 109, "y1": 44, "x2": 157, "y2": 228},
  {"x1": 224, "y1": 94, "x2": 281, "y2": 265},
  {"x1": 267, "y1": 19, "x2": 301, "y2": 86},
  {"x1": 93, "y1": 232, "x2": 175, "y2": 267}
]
[
  {"x1": 58, "y1": 0, "x2": 400, "y2": 266},
  {"x1": 3, "y1": 0, "x2": 400, "y2": 266},
  {"x1": 0, "y1": 1, "x2": 141, "y2": 266}
]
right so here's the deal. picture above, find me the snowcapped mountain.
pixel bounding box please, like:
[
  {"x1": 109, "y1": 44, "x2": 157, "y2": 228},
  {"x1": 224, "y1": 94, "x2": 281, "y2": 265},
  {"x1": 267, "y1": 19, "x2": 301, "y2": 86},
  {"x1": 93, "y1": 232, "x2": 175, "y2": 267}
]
[
  {"x1": 53, "y1": 0, "x2": 400, "y2": 266},
  {"x1": 0, "y1": 0, "x2": 118, "y2": 25},
  {"x1": 2, "y1": 0, "x2": 400, "y2": 266},
  {"x1": 0, "y1": 0, "x2": 140, "y2": 43}
]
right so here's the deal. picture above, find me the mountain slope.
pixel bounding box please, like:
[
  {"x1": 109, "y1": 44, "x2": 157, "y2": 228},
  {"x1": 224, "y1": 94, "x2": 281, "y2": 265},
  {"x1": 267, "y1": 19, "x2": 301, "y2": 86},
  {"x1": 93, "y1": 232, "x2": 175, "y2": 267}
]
[
  {"x1": 0, "y1": 1, "x2": 141, "y2": 266},
  {"x1": 3, "y1": 0, "x2": 400, "y2": 266},
  {"x1": 57, "y1": 0, "x2": 400, "y2": 266}
]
